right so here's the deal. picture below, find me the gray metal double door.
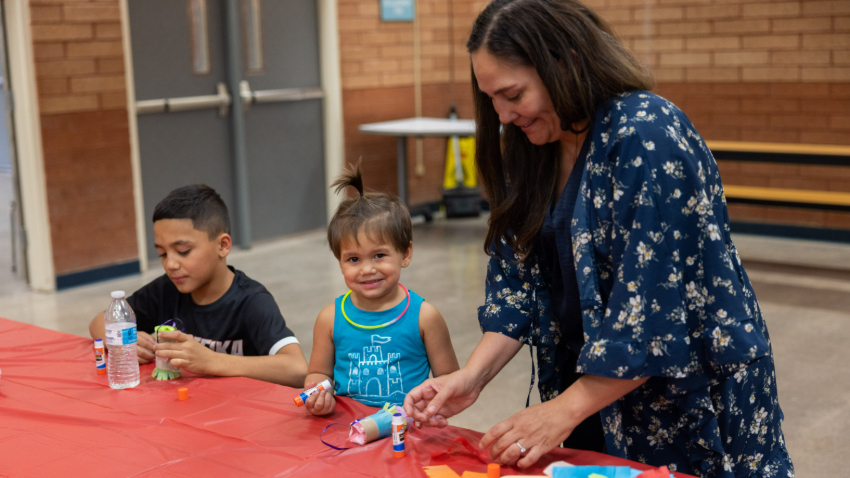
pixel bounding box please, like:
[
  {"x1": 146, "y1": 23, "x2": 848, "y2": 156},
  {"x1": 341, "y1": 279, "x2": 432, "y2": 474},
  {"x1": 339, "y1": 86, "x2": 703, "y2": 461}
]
[{"x1": 129, "y1": 0, "x2": 326, "y2": 259}]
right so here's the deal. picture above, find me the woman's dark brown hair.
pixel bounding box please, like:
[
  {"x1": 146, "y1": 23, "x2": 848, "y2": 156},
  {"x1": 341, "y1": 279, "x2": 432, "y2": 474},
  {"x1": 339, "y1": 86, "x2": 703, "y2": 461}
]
[
  {"x1": 327, "y1": 160, "x2": 412, "y2": 259},
  {"x1": 468, "y1": 0, "x2": 653, "y2": 256}
]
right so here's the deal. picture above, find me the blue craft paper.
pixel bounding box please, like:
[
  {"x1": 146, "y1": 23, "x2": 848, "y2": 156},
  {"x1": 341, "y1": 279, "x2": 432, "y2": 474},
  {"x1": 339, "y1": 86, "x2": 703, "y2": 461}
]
[{"x1": 551, "y1": 466, "x2": 673, "y2": 478}]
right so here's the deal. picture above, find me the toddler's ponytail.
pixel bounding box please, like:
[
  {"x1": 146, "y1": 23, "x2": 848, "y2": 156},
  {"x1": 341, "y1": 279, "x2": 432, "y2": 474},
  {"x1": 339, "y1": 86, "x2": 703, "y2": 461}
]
[
  {"x1": 326, "y1": 158, "x2": 412, "y2": 260},
  {"x1": 332, "y1": 159, "x2": 364, "y2": 198}
]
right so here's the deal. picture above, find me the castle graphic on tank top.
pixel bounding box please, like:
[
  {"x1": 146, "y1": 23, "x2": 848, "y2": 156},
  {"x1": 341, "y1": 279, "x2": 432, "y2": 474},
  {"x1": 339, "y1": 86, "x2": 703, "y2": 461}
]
[
  {"x1": 345, "y1": 334, "x2": 404, "y2": 399},
  {"x1": 332, "y1": 289, "x2": 431, "y2": 407}
]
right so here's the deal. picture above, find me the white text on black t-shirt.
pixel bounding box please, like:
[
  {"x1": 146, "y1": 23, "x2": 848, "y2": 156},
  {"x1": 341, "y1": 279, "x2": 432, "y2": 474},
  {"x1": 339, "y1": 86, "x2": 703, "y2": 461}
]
[{"x1": 194, "y1": 337, "x2": 244, "y2": 356}]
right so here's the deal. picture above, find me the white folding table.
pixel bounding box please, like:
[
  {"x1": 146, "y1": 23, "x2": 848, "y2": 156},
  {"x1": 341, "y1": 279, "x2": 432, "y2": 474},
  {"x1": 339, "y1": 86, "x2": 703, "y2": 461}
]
[{"x1": 359, "y1": 117, "x2": 476, "y2": 210}]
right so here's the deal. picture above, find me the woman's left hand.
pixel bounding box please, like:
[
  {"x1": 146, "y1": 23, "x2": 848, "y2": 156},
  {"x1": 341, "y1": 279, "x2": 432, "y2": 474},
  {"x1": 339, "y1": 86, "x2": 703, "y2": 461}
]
[{"x1": 479, "y1": 398, "x2": 576, "y2": 469}]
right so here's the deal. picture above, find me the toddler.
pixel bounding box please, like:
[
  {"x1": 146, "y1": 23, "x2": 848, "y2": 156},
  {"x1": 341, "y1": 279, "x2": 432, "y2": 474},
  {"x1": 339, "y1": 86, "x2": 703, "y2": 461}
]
[{"x1": 304, "y1": 161, "x2": 459, "y2": 414}]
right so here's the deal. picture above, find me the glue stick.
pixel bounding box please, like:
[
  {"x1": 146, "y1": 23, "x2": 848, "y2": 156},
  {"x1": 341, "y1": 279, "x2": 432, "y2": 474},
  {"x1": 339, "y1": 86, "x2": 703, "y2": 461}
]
[
  {"x1": 392, "y1": 413, "x2": 405, "y2": 458},
  {"x1": 94, "y1": 339, "x2": 106, "y2": 375},
  {"x1": 293, "y1": 379, "x2": 332, "y2": 406}
]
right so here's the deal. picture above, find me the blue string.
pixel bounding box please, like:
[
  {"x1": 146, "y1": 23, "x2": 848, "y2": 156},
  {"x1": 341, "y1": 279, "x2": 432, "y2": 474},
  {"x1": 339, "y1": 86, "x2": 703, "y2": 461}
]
[
  {"x1": 320, "y1": 423, "x2": 351, "y2": 451},
  {"x1": 155, "y1": 318, "x2": 185, "y2": 344}
]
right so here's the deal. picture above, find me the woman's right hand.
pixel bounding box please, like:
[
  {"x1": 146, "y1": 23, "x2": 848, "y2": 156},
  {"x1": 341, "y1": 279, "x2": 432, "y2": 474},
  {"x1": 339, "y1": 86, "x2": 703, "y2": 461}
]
[{"x1": 403, "y1": 369, "x2": 482, "y2": 428}]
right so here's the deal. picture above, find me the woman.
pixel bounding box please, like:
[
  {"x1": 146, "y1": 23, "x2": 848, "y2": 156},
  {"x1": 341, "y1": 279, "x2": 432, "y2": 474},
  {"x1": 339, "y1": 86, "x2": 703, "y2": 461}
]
[{"x1": 403, "y1": 0, "x2": 794, "y2": 476}]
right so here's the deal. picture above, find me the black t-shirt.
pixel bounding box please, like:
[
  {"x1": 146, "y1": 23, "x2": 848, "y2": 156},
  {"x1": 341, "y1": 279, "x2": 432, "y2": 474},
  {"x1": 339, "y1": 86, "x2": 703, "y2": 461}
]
[{"x1": 127, "y1": 266, "x2": 297, "y2": 356}]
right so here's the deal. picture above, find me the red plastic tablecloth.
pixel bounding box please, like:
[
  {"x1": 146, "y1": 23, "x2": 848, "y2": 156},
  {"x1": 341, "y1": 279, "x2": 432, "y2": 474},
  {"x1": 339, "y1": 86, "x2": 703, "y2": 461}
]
[{"x1": 0, "y1": 318, "x2": 694, "y2": 477}]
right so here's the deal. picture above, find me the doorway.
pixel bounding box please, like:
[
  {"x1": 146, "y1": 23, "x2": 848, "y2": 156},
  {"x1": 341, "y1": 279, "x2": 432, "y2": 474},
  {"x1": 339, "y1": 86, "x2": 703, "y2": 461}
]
[{"x1": 127, "y1": 0, "x2": 327, "y2": 262}]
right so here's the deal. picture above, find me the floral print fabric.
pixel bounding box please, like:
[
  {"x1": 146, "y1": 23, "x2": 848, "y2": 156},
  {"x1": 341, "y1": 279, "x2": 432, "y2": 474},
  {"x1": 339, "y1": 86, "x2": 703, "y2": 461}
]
[{"x1": 477, "y1": 92, "x2": 794, "y2": 477}]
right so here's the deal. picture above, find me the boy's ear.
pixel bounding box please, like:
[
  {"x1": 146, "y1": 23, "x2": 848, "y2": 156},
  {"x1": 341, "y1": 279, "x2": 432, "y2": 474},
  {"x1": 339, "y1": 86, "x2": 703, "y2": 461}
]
[
  {"x1": 401, "y1": 241, "x2": 413, "y2": 268},
  {"x1": 217, "y1": 233, "x2": 232, "y2": 258}
]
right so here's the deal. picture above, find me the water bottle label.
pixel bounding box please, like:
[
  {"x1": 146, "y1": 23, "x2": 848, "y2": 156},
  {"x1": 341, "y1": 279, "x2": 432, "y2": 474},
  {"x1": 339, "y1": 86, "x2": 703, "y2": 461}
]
[{"x1": 105, "y1": 323, "x2": 138, "y2": 346}]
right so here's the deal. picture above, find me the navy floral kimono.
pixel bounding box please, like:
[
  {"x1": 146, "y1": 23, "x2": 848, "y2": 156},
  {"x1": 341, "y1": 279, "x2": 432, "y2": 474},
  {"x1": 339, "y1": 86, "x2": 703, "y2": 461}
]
[{"x1": 478, "y1": 92, "x2": 794, "y2": 477}]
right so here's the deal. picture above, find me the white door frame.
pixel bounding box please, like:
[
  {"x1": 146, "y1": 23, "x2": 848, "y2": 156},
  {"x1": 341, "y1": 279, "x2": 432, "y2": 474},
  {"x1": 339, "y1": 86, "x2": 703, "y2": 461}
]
[
  {"x1": 121, "y1": 0, "x2": 346, "y2": 271},
  {"x1": 319, "y1": 0, "x2": 345, "y2": 220},
  {"x1": 5, "y1": 0, "x2": 55, "y2": 292},
  {"x1": 119, "y1": 0, "x2": 148, "y2": 273}
]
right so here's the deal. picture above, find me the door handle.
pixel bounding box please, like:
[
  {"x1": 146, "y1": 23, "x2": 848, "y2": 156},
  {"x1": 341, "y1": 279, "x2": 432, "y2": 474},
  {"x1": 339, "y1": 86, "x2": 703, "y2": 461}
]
[
  {"x1": 135, "y1": 82, "x2": 324, "y2": 116},
  {"x1": 252, "y1": 87, "x2": 324, "y2": 104},
  {"x1": 136, "y1": 82, "x2": 232, "y2": 117},
  {"x1": 240, "y1": 80, "x2": 253, "y2": 113},
  {"x1": 238, "y1": 80, "x2": 324, "y2": 113}
]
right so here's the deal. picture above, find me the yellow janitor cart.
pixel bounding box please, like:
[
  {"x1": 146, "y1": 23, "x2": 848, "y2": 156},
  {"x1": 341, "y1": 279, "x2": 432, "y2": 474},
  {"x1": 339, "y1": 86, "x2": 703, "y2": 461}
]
[{"x1": 443, "y1": 106, "x2": 481, "y2": 218}]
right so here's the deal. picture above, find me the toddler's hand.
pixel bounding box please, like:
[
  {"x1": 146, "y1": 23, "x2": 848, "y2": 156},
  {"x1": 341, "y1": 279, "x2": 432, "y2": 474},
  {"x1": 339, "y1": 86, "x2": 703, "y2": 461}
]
[
  {"x1": 304, "y1": 383, "x2": 336, "y2": 416},
  {"x1": 137, "y1": 331, "x2": 156, "y2": 364}
]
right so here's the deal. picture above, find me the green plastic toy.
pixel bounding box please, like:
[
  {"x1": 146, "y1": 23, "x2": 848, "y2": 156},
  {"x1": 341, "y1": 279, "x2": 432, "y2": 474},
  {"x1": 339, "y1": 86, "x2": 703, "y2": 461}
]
[{"x1": 151, "y1": 325, "x2": 181, "y2": 380}]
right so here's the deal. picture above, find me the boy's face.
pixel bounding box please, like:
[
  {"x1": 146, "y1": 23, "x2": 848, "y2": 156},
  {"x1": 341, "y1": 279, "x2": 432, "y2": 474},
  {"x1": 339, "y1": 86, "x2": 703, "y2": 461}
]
[
  {"x1": 338, "y1": 232, "x2": 412, "y2": 301},
  {"x1": 153, "y1": 219, "x2": 231, "y2": 294}
]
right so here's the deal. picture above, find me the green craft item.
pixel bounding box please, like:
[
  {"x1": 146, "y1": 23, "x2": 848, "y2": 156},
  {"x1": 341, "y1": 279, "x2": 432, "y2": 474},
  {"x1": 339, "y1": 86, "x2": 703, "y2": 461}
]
[{"x1": 151, "y1": 325, "x2": 181, "y2": 380}]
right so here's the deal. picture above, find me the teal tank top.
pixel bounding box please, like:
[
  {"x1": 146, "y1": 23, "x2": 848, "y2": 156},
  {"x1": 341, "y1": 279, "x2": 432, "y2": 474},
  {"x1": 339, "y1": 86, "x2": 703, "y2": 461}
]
[{"x1": 332, "y1": 288, "x2": 430, "y2": 408}]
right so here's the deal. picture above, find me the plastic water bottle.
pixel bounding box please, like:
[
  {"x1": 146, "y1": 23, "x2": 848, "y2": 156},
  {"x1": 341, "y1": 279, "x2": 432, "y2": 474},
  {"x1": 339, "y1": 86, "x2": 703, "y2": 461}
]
[{"x1": 104, "y1": 291, "x2": 140, "y2": 389}]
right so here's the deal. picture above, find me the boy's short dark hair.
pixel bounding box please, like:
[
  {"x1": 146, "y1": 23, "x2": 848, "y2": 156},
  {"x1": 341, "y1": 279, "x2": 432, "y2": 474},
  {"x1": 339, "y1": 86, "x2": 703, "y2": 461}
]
[
  {"x1": 153, "y1": 184, "x2": 230, "y2": 240},
  {"x1": 328, "y1": 161, "x2": 412, "y2": 259}
]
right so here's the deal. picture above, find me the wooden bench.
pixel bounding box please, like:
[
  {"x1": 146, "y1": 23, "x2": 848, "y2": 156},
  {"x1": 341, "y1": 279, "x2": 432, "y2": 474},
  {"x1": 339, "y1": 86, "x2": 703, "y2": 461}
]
[{"x1": 707, "y1": 140, "x2": 850, "y2": 213}]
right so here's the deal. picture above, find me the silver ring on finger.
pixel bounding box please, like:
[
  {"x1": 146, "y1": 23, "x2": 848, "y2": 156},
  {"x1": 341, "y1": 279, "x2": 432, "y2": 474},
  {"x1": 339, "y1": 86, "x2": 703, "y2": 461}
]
[{"x1": 515, "y1": 441, "x2": 527, "y2": 454}]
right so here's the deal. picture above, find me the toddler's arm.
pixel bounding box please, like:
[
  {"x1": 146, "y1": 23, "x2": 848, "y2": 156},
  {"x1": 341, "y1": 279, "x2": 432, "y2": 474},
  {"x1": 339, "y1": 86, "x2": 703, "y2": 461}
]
[
  {"x1": 304, "y1": 304, "x2": 337, "y2": 416},
  {"x1": 419, "y1": 302, "x2": 460, "y2": 377}
]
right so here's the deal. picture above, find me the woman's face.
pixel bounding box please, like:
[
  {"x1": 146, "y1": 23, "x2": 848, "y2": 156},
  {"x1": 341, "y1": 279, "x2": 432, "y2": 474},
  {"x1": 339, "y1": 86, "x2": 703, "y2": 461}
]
[{"x1": 471, "y1": 48, "x2": 564, "y2": 145}]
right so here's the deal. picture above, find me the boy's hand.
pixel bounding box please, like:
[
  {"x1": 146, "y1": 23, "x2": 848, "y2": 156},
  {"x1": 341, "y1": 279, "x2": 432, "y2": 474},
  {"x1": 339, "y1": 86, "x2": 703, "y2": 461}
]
[
  {"x1": 154, "y1": 330, "x2": 219, "y2": 375},
  {"x1": 303, "y1": 381, "x2": 336, "y2": 416},
  {"x1": 137, "y1": 331, "x2": 156, "y2": 364}
]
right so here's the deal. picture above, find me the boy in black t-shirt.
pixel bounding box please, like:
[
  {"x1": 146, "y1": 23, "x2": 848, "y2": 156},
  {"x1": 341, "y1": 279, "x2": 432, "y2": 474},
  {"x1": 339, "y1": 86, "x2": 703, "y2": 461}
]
[{"x1": 89, "y1": 185, "x2": 307, "y2": 387}]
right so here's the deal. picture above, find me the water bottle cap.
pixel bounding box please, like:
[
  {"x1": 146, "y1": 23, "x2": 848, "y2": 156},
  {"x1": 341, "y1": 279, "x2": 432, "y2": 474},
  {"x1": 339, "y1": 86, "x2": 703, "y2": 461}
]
[{"x1": 111, "y1": 291, "x2": 125, "y2": 299}]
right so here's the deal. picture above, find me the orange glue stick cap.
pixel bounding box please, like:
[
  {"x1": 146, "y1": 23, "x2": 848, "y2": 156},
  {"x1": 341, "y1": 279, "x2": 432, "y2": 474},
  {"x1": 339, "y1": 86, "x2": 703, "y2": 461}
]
[
  {"x1": 178, "y1": 388, "x2": 189, "y2": 400},
  {"x1": 487, "y1": 463, "x2": 500, "y2": 477}
]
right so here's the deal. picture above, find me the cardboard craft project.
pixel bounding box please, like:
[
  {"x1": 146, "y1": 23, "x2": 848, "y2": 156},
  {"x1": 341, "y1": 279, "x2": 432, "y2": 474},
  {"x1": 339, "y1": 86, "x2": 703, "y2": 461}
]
[
  {"x1": 349, "y1": 404, "x2": 413, "y2": 445},
  {"x1": 151, "y1": 325, "x2": 181, "y2": 380}
]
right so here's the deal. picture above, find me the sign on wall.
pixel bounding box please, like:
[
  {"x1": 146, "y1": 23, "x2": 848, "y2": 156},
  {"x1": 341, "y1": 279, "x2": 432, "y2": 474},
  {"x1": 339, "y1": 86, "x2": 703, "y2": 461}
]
[{"x1": 380, "y1": 0, "x2": 415, "y2": 21}]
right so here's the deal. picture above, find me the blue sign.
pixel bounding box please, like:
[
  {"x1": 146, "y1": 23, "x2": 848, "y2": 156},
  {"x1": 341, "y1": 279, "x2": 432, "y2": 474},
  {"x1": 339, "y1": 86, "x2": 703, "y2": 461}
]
[{"x1": 381, "y1": 0, "x2": 415, "y2": 21}]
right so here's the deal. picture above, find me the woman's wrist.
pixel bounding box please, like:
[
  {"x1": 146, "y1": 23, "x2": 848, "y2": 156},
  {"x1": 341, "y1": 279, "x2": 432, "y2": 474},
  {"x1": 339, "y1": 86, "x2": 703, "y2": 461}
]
[
  {"x1": 455, "y1": 364, "x2": 487, "y2": 396},
  {"x1": 550, "y1": 384, "x2": 588, "y2": 427},
  {"x1": 463, "y1": 332, "x2": 524, "y2": 390}
]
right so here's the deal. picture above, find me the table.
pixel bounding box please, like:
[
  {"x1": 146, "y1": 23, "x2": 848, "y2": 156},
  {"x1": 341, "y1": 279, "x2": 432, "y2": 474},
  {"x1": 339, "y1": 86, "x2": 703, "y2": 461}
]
[
  {"x1": 359, "y1": 117, "x2": 476, "y2": 213},
  {"x1": 0, "y1": 318, "x2": 692, "y2": 477}
]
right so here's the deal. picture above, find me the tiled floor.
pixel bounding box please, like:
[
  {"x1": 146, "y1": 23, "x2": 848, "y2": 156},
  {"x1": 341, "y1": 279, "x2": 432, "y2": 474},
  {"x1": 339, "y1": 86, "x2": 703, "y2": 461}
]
[{"x1": 1, "y1": 215, "x2": 848, "y2": 476}]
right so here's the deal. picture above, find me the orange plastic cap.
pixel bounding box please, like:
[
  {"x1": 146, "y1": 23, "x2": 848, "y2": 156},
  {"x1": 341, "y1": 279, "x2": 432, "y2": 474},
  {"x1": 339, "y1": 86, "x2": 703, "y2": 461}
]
[
  {"x1": 178, "y1": 388, "x2": 189, "y2": 400},
  {"x1": 487, "y1": 463, "x2": 500, "y2": 477},
  {"x1": 97, "y1": 369, "x2": 106, "y2": 375},
  {"x1": 393, "y1": 450, "x2": 405, "y2": 458}
]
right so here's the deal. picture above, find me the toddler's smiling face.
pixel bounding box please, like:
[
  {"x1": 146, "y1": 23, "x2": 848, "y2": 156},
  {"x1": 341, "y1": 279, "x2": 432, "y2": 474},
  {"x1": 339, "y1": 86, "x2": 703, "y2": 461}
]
[{"x1": 338, "y1": 231, "x2": 412, "y2": 310}]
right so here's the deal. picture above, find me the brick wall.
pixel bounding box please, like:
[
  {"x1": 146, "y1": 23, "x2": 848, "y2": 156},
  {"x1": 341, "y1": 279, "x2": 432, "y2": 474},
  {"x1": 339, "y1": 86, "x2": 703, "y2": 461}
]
[
  {"x1": 585, "y1": 0, "x2": 850, "y2": 84},
  {"x1": 30, "y1": 0, "x2": 137, "y2": 276},
  {"x1": 581, "y1": 0, "x2": 850, "y2": 230},
  {"x1": 338, "y1": 0, "x2": 486, "y2": 204}
]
